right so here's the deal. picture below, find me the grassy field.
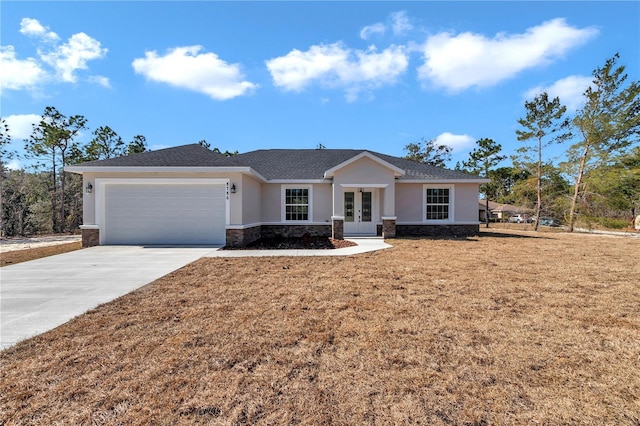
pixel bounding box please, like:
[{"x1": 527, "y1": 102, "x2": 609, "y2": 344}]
[{"x1": 1, "y1": 229, "x2": 639, "y2": 425}]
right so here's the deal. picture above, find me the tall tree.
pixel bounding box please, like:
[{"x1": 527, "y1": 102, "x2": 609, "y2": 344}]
[
  {"x1": 587, "y1": 147, "x2": 640, "y2": 221},
  {"x1": 0, "y1": 118, "x2": 13, "y2": 166},
  {"x1": 404, "y1": 138, "x2": 452, "y2": 168},
  {"x1": 486, "y1": 166, "x2": 531, "y2": 204},
  {"x1": 566, "y1": 54, "x2": 640, "y2": 232},
  {"x1": 85, "y1": 126, "x2": 125, "y2": 160},
  {"x1": 212, "y1": 147, "x2": 238, "y2": 157},
  {"x1": 25, "y1": 106, "x2": 87, "y2": 233},
  {"x1": 198, "y1": 139, "x2": 211, "y2": 149},
  {"x1": 464, "y1": 138, "x2": 506, "y2": 227},
  {"x1": 127, "y1": 135, "x2": 148, "y2": 155},
  {"x1": 516, "y1": 92, "x2": 571, "y2": 230}
]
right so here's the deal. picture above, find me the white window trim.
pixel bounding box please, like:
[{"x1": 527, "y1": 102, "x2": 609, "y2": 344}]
[
  {"x1": 423, "y1": 184, "x2": 454, "y2": 223},
  {"x1": 281, "y1": 185, "x2": 313, "y2": 222}
]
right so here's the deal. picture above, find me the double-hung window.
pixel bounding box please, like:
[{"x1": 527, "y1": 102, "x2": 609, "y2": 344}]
[
  {"x1": 424, "y1": 186, "x2": 452, "y2": 221},
  {"x1": 284, "y1": 187, "x2": 310, "y2": 221}
]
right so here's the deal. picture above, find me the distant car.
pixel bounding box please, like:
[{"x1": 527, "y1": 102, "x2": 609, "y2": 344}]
[
  {"x1": 538, "y1": 217, "x2": 561, "y2": 227},
  {"x1": 508, "y1": 214, "x2": 528, "y2": 223}
]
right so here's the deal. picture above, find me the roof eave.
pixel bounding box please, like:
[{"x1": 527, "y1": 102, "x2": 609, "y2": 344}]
[
  {"x1": 399, "y1": 178, "x2": 491, "y2": 184},
  {"x1": 64, "y1": 165, "x2": 268, "y2": 182}
]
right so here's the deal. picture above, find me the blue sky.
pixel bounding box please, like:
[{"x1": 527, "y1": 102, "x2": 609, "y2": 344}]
[{"x1": 1, "y1": 1, "x2": 638, "y2": 170}]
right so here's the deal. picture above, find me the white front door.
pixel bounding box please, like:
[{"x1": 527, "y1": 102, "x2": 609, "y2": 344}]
[{"x1": 343, "y1": 188, "x2": 377, "y2": 235}]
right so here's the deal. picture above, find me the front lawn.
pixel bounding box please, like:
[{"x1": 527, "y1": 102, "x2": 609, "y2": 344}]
[{"x1": 1, "y1": 230, "x2": 638, "y2": 425}]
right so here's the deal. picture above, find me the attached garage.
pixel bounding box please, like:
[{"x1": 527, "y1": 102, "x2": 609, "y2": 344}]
[{"x1": 97, "y1": 178, "x2": 228, "y2": 245}]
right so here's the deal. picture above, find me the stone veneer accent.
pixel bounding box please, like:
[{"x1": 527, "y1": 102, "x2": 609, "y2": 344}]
[
  {"x1": 382, "y1": 218, "x2": 396, "y2": 238},
  {"x1": 81, "y1": 228, "x2": 100, "y2": 247},
  {"x1": 226, "y1": 226, "x2": 262, "y2": 248},
  {"x1": 396, "y1": 224, "x2": 479, "y2": 238},
  {"x1": 261, "y1": 224, "x2": 331, "y2": 239},
  {"x1": 332, "y1": 218, "x2": 344, "y2": 240},
  {"x1": 225, "y1": 224, "x2": 332, "y2": 248}
]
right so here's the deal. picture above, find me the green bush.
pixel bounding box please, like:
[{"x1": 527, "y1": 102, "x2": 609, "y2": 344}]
[{"x1": 596, "y1": 217, "x2": 630, "y2": 229}]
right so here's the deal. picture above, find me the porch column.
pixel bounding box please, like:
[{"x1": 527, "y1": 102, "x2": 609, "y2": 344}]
[
  {"x1": 80, "y1": 224, "x2": 100, "y2": 247},
  {"x1": 331, "y1": 216, "x2": 344, "y2": 240},
  {"x1": 382, "y1": 182, "x2": 395, "y2": 217},
  {"x1": 381, "y1": 216, "x2": 396, "y2": 238},
  {"x1": 331, "y1": 184, "x2": 345, "y2": 240}
]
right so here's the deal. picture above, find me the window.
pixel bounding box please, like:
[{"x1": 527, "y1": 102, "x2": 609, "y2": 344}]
[
  {"x1": 425, "y1": 187, "x2": 451, "y2": 221},
  {"x1": 284, "y1": 187, "x2": 309, "y2": 221}
]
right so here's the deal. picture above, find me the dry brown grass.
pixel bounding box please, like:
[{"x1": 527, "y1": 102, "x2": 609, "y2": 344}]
[
  {"x1": 0, "y1": 242, "x2": 82, "y2": 267},
  {"x1": 1, "y1": 229, "x2": 639, "y2": 425}
]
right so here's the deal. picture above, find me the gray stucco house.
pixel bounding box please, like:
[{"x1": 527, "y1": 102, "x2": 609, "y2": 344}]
[{"x1": 66, "y1": 144, "x2": 488, "y2": 247}]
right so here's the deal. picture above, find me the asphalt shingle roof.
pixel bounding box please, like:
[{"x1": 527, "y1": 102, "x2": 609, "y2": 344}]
[
  {"x1": 73, "y1": 144, "x2": 239, "y2": 167},
  {"x1": 235, "y1": 149, "x2": 481, "y2": 181},
  {"x1": 73, "y1": 144, "x2": 483, "y2": 181}
]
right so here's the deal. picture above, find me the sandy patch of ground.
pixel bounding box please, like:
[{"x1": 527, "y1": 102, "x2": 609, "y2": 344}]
[{"x1": 0, "y1": 235, "x2": 82, "y2": 253}]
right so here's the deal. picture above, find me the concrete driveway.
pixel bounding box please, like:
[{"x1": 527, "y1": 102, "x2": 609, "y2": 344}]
[{"x1": 0, "y1": 245, "x2": 218, "y2": 349}]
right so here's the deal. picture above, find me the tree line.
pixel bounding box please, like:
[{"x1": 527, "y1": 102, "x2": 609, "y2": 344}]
[
  {"x1": 404, "y1": 54, "x2": 640, "y2": 231},
  {"x1": 0, "y1": 107, "x2": 148, "y2": 236}
]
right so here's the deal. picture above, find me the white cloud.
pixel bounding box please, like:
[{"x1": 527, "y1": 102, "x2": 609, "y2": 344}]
[
  {"x1": 266, "y1": 42, "x2": 408, "y2": 100},
  {"x1": 525, "y1": 75, "x2": 592, "y2": 111},
  {"x1": 434, "y1": 132, "x2": 475, "y2": 152},
  {"x1": 360, "y1": 23, "x2": 386, "y2": 40},
  {"x1": 417, "y1": 18, "x2": 598, "y2": 91},
  {"x1": 40, "y1": 32, "x2": 107, "y2": 83},
  {"x1": 87, "y1": 75, "x2": 111, "y2": 88},
  {"x1": 4, "y1": 18, "x2": 108, "y2": 90},
  {"x1": 360, "y1": 11, "x2": 413, "y2": 40},
  {"x1": 0, "y1": 46, "x2": 47, "y2": 92},
  {"x1": 391, "y1": 11, "x2": 413, "y2": 36},
  {"x1": 19, "y1": 17, "x2": 59, "y2": 42},
  {"x1": 4, "y1": 114, "x2": 41, "y2": 139},
  {"x1": 5, "y1": 159, "x2": 22, "y2": 170},
  {"x1": 132, "y1": 46, "x2": 257, "y2": 100}
]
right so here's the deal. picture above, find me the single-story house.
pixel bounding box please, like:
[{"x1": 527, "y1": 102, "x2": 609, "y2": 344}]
[
  {"x1": 478, "y1": 200, "x2": 533, "y2": 222},
  {"x1": 66, "y1": 144, "x2": 489, "y2": 247}
]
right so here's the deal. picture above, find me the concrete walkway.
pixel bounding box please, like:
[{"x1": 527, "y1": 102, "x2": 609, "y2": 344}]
[
  {"x1": 1, "y1": 238, "x2": 391, "y2": 349},
  {"x1": 205, "y1": 237, "x2": 392, "y2": 257}
]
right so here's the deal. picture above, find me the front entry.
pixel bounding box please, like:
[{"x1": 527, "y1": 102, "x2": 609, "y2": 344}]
[{"x1": 343, "y1": 188, "x2": 377, "y2": 235}]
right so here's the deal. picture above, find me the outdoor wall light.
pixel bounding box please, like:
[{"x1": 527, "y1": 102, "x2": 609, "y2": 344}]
[
  {"x1": 230, "y1": 183, "x2": 236, "y2": 194},
  {"x1": 86, "y1": 183, "x2": 93, "y2": 194}
]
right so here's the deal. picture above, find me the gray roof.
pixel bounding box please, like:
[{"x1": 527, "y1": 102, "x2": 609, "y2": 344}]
[
  {"x1": 235, "y1": 149, "x2": 480, "y2": 181},
  {"x1": 70, "y1": 144, "x2": 483, "y2": 181},
  {"x1": 73, "y1": 144, "x2": 238, "y2": 167}
]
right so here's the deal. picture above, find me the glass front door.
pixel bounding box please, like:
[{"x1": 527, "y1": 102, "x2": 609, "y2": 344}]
[{"x1": 344, "y1": 189, "x2": 376, "y2": 235}]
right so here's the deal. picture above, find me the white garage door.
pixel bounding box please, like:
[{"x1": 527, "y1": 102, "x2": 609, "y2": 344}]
[{"x1": 103, "y1": 182, "x2": 226, "y2": 245}]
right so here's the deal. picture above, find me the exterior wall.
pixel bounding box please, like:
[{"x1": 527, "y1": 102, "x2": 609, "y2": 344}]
[
  {"x1": 396, "y1": 182, "x2": 482, "y2": 224},
  {"x1": 260, "y1": 183, "x2": 281, "y2": 223},
  {"x1": 313, "y1": 184, "x2": 333, "y2": 223},
  {"x1": 331, "y1": 157, "x2": 396, "y2": 218},
  {"x1": 395, "y1": 183, "x2": 424, "y2": 222},
  {"x1": 82, "y1": 173, "x2": 98, "y2": 226},
  {"x1": 260, "y1": 182, "x2": 332, "y2": 224},
  {"x1": 240, "y1": 174, "x2": 262, "y2": 225},
  {"x1": 454, "y1": 183, "x2": 482, "y2": 222},
  {"x1": 332, "y1": 157, "x2": 395, "y2": 184}
]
